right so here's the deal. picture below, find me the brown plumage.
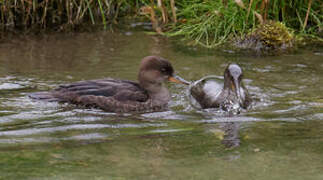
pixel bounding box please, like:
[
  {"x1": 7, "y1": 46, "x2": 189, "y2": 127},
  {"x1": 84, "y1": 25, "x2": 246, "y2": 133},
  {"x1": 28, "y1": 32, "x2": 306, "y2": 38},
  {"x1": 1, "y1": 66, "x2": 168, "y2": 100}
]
[{"x1": 30, "y1": 56, "x2": 189, "y2": 113}]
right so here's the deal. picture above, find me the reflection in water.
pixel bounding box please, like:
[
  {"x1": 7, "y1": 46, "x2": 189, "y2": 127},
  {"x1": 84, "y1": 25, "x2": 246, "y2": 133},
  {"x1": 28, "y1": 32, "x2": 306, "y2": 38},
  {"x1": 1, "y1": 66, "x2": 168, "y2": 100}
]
[
  {"x1": 220, "y1": 122, "x2": 240, "y2": 148},
  {"x1": 0, "y1": 31, "x2": 322, "y2": 179}
]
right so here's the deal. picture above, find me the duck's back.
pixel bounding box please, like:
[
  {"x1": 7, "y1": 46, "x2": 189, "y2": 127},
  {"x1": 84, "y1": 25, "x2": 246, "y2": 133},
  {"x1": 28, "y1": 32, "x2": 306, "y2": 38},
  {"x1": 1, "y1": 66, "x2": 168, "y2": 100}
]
[
  {"x1": 189, "y1": 76, "x2": 224, "y2": 109},
  {"x1": 30, "y1": 79, "x2": 150, "y2": 112}
]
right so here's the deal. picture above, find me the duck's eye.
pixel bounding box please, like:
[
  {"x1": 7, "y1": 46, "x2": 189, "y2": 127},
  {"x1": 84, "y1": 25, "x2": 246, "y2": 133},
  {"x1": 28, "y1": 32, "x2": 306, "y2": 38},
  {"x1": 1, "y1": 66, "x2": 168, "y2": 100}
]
[{"x1": 161, "y1": 68, "x2": 167, "y2": 73}]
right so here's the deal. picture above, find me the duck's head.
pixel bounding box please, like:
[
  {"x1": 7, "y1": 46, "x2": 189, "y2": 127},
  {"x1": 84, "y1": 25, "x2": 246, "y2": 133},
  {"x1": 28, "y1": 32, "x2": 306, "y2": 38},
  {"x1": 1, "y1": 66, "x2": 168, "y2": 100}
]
[
  {"x1": 138, "y1": 56, "x2": 189, "y2": 94},
  {"x1": 224, "y1": 64, "x2": 243, "y2": 103}
]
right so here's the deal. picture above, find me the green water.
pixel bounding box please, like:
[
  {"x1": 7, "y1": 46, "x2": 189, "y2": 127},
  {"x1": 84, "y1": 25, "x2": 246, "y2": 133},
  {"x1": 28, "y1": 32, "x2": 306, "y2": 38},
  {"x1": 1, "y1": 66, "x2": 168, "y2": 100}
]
[{"x1": 0, "y1": 29, "x2": 322, "y2": 179}]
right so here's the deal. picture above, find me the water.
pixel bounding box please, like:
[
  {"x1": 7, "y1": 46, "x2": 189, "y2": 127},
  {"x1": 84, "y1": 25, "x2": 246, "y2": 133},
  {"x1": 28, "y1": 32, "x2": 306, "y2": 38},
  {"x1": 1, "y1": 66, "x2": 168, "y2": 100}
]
[{"x1": 0, "y1": 29, "x2": 322, "y2": 179}]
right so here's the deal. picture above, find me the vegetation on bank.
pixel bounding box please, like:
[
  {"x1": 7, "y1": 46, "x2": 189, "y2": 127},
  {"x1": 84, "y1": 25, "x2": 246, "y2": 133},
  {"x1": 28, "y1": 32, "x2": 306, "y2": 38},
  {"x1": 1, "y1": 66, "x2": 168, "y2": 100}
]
[
  {"x1": 0, "y1": 0, "x2": 127, "y2": 31},
  {"x1": 167, "y1": 0, "x2": 322, "y2": 47},
  {"x1": 0, "y1": 0, "x2": 322, "y2": 48},
  {"x1": 235, "y1": 21, "x2": 294, "y2": 54}
]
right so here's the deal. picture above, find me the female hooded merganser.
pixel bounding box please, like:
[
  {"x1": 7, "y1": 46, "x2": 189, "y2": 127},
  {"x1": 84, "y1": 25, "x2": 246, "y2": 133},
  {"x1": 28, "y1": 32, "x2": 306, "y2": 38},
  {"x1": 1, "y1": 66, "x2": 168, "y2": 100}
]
[
  {"x1": 30, "y1": 56, "x2": 189, "y2": 113},
  {"x1": 189, "y1": 64, "x2": 251, "y2": 111}
]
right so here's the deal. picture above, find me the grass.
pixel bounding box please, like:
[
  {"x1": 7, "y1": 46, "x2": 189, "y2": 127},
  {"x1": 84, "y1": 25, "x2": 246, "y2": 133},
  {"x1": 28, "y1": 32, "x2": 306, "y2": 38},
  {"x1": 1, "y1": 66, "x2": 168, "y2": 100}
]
[
  {"x1": 166, "y1": 0, "x2": 322, "y2": 47},
  {"x1": 167, "y1": 1, "x2": 252, "y2": 47},
  {"x1": 0, "y1": 0, "x2": 133, "y2": 31},
  {"x1": 0, "y1": 0, "x2": 322, "y2": 47}
]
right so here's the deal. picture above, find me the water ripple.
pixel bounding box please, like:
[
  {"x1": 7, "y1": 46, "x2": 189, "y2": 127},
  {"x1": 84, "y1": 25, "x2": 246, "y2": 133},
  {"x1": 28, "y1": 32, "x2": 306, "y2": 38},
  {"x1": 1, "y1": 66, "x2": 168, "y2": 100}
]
[
  {"x1": 0, "y1": 133, "x2": 109, "y2": 144},
  {"x1": 0, "y1": 123, "x2": 167, "y2": 137}
]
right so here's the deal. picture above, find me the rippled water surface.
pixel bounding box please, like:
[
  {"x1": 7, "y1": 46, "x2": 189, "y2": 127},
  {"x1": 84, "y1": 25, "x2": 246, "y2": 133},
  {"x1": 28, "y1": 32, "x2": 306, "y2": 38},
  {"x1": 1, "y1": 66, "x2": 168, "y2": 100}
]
[{"x1": 0, "y1": 29, "x2": 322, "y2": 179}]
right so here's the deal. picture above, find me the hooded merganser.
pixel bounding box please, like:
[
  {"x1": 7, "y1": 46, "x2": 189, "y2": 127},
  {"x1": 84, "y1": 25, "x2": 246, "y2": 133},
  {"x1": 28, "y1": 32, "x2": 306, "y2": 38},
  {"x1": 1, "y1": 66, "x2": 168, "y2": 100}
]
[{"x1": 30, "y1": 56, "x2": 189, "y2": 113}]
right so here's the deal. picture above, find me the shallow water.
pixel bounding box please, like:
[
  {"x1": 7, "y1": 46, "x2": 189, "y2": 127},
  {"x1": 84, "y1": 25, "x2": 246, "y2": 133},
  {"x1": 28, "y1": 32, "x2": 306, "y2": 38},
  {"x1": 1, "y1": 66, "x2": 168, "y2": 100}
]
[{"x1": 0, "y1": 29, "x2": 322, "y2": 179}]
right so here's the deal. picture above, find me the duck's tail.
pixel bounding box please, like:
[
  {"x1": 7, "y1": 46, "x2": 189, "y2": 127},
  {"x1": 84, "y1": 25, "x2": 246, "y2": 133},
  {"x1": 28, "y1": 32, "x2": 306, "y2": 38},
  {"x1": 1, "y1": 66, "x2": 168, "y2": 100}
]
[{"x1": 29, "y1": 92, "x2": 60, "y2": 102}]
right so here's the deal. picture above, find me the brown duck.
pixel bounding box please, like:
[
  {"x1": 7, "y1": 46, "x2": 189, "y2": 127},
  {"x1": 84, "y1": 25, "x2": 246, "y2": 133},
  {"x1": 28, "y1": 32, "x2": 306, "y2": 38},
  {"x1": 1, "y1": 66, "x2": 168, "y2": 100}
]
[{"x1": 30, "y1": 56, "x2": 189, "y2": 113}]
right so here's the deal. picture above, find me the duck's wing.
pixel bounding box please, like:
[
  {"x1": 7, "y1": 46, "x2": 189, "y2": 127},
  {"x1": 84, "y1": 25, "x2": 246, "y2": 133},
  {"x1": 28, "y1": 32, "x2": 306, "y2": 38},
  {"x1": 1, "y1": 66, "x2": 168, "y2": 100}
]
[
  {"x1": 30, "y1": 79, "x2": 149, "y2": 103},
  {"x1": 55, "y1": 79, "x2": 166, "y2": 112},
  {"x1": 190, "y1": 83, "x2": 215, "y2": 108},
  {"x1": 69, "y1": 94, "x2": 166, "y2": 113},
  {"x1": 189, "y1": 77, "x2": 224, "y2": 109}
]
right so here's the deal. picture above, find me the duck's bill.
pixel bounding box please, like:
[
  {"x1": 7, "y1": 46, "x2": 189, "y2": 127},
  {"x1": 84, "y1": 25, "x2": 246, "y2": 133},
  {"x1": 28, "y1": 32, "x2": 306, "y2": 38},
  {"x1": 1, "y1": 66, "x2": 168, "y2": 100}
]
[
  {"x1": 233, "y1": 79, "x2": 243, "y2": 104},
  {"x1": 168, "y1": 75, "x2": 190, "y2": 85}
]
